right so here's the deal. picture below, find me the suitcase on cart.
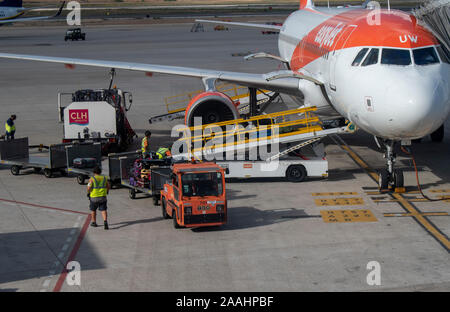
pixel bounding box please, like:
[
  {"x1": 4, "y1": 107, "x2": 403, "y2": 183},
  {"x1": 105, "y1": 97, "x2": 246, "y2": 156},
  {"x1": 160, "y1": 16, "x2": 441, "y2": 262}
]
[{"x1": 73, "y1": 157, "x2": 97, "y2": 168}]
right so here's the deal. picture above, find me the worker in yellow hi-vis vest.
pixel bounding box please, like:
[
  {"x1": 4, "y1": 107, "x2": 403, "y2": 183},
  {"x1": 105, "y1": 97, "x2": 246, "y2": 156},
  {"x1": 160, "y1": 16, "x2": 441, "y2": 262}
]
[
  {"x1": 87, "y1": 166, "x2": 110, "y2": 230},
  {"x1": 141, "y1": 130, "x2": 152, "y2": 158},
  {"x1": 5, "y1": 114, "x2": 16, "y2": 140}
]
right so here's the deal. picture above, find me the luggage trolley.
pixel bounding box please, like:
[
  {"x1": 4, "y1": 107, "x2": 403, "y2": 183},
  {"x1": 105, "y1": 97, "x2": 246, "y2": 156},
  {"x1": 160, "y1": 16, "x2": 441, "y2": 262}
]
[
  {"x1": 109, "y1": 151, "x2": 171, "y2": 205},
  {"x1": 65, "y1": 142, "x2": 103, "y2": 185},
  {"x1": 0, "y1": 138, "x2": 67, "y2": 178}
]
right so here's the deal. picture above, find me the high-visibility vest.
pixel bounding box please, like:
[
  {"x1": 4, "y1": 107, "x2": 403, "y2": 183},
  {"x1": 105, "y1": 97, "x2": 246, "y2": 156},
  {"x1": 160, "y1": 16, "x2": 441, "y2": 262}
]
[
  {"x1": 156, "y1": 147, "x2": 169, "y2": 159},
  {"x1": 141, "y1": 137, "x2": 149, "y2": 154},
  {"x1": 90, "y1": 175, "x2": 108, "y2": 198},
  {"x1": 5, "y1": 121, "x2": 15, "y2": 133}
]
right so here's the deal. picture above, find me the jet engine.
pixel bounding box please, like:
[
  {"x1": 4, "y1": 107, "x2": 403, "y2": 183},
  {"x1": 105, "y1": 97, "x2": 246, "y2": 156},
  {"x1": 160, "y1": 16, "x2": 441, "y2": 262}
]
[{"x1": 184, "y1": 91, "x2": 240, "y2": 127}]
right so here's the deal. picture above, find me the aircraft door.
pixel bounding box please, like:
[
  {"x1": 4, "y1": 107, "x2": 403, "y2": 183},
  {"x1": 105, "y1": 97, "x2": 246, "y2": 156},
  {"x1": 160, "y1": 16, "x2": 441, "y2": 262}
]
[{"x1": 329, "y1": 25, "x2": 357, "y2": 92}]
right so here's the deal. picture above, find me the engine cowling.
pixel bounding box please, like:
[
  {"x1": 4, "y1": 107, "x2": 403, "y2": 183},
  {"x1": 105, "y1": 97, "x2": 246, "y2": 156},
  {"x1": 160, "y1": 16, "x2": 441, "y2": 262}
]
[{"x1": 184, "y1": 91, "x2": 240, "y2": 127}]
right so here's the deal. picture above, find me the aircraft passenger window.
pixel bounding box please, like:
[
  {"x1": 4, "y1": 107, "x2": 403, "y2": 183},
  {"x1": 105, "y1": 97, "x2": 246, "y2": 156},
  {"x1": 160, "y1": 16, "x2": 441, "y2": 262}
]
[
  {"x1": 361, "y1": 48, "x2": 379, "y2": 66},
  {"x1": 381, "y1": 49, "x2": 411, "y2": 65},
  {"x1": 352, "y1": 48, "x2": 369, "y2": 66},
  {"x1": 436, "y1": 46, "x2": 450, "y2": 64},
  {"x1": 413, "y1": 47, "x2": 439, "y2": 65}
]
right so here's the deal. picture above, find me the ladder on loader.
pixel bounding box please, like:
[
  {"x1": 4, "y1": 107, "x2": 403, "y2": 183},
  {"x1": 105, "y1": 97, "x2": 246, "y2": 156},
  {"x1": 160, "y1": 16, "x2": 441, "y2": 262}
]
[{"x1": 175, "y1": 106, "x2": 351, "y2": 159}]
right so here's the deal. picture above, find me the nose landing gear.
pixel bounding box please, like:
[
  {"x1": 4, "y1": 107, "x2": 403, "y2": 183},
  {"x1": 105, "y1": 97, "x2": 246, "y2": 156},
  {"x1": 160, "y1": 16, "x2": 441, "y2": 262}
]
[{"x1": 377, "y1": 139, "x2": 405, "y2": 192}]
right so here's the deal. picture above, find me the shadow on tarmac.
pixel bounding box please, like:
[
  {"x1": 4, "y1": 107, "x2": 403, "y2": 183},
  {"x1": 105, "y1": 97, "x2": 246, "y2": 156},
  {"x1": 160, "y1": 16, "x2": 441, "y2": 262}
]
[
  {"x1": 0, "y1": 228, "x2": 104, "y2": 285},
  {"x1": 192, "y1": 206, "x2": 320, "y2": 232}
]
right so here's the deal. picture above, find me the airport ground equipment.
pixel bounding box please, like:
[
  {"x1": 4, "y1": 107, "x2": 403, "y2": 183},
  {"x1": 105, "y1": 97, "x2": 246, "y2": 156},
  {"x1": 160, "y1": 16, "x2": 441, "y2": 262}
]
[
  {"x1": 215, "y1": 137, "x2": 328, "y2": 182},
  {"x1": 176, "y1": 106, "x2": 349, "y2": 160},
  {"x1": 108, "y1": 151, "x2": 171, "y2": 205},
  {"x1": 0, "y1": 138, "x2": 67, "y2": 178},
  {"x1": 57, "y1": 86, "x2": 136, "y2": 153},
  {"x1": 64, "y1": 28, "x2": 86, "y2": 41},
  {"x1": 160, "y1": 161, "x2": 227, "y2": 229},
  {"x1": 190, "y1": 23, "x2": 204, "y2": 32},
  {"x1": 65, "y1": 142, "x2": 103, "y2": 185}
]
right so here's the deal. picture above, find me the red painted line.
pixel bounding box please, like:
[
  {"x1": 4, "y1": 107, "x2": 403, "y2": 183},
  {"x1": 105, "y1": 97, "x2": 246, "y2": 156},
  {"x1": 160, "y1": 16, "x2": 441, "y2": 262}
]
[
  {"x1": 0, "y1": 198, "x2": 89, "y2": 215},
  {"x1": 53, "y1": 214, "x2": 92, "y2": 292}
]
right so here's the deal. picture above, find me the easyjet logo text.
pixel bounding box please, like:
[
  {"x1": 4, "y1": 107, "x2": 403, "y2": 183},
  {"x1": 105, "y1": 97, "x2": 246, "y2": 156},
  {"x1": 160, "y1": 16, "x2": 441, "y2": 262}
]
[
  {"x1": 314, "y1": 23, "x2": 344, "y2": 48},
  {"x1": 69, "y1": 109, "x2": 89, "y2": 125}
]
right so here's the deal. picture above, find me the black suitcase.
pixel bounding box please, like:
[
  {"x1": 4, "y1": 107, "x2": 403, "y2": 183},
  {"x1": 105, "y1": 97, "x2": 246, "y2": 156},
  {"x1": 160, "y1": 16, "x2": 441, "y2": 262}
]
[{"x1": 73, "y1": 157, "x2": 97, "y2": 168}]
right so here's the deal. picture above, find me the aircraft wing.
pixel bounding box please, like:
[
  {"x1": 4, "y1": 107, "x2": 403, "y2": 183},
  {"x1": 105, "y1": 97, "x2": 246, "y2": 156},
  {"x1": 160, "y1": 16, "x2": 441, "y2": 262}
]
[
  {"x1": 0, "y1": 2, "x2": 64, "y2": 24},
  {"x1": 195, "y1": 19, "x2": 282, "y2": 30},
  {"x1": 0, "y1": 52, "x2": 313, "y2": 97}
]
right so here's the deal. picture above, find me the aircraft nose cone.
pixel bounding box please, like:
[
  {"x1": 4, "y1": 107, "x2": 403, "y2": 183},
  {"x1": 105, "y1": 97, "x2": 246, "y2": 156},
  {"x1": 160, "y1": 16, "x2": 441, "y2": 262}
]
[{"x1": 385, "y1": 78, "x2": 450, "y2": 139}]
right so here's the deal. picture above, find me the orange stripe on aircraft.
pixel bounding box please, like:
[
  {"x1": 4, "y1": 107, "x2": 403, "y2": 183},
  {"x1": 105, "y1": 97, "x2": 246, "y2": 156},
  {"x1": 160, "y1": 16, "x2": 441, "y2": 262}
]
[{"x1": 290, "y1": 9, "x2": 438, "y2": 71}]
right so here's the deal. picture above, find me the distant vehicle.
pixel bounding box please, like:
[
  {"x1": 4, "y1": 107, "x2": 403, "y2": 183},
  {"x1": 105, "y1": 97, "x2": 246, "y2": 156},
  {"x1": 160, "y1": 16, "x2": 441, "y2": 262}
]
[
  {"x1": 65, "y1": 28, "x2": 86, "y2": 41},
  {"x1": 214, "y1": 25, "x2": 228, "y2": 31},
  {"x1": 262, "y1": 22, "x2": 282, "y2": 34}
]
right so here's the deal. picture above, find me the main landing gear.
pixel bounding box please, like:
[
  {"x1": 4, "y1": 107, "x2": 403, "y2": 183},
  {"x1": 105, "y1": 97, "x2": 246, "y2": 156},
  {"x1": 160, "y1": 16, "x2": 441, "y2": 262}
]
[{"x1": 377, "y1": 139, "x2": 404, "y2": 192}]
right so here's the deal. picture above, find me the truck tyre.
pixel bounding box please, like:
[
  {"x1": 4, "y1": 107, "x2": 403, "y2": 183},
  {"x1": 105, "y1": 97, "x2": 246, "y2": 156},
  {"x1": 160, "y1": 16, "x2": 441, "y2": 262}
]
[
  {"x1": 173, "y1": 210, "x2": 181, "y2": 229},
  {"x1": 162, "y1": 198, "x2": 169, "y2": 219},
  {"x1": 286, "y1": 165, "x2": 307, "y2": 182},
  {"x1": 11, "y1": 165, "x2": 20, "y2": 176},
  {"x1": 129, "y1": 188, "x2": 136, "y2": 200},
  {"x1": 44, "y1": 169, "x2": 53, "y2": 178},
  {"x1": 77, "y1": 174, "x2": 86, "y2": 185}
]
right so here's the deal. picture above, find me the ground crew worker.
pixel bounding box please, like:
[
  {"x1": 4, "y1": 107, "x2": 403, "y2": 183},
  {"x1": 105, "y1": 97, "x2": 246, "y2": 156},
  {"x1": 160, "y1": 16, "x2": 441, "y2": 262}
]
[
  {"x1": 87, "y1": 166, "x2": 110, "y2": 230},
  {"x1": 141, "y1": 130, "x2": 152, "y2": 158},
  {"x1": 156, "y1": 147, "x2": 171, "y2": 159},
  {"x1": 5, "y1": 115, "x2": 16, "y2": 140}
]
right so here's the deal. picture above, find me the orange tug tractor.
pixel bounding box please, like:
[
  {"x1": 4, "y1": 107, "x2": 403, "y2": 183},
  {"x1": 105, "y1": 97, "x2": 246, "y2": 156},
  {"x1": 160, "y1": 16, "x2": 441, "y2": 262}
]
[{"x1": 160, "y1": 161, "x2": 227, "y2": 229}]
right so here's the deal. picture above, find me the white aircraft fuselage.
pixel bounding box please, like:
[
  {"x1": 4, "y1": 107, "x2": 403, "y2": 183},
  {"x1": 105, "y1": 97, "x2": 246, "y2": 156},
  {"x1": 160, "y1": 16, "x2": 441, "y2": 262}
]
[
  {"x1": 0, "y1": 6, "x2": 24, "y2": 20},
  {"x1": 279, "y1": 7, "x2": 450, "y2": 140}
]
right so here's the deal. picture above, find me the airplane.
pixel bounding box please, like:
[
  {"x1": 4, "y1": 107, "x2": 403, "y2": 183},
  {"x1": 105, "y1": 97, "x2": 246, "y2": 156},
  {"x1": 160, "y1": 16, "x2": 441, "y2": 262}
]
[
  {"x1": 0, "y1": 0, "x2": 64, "y2": 25},
  {"x1": 0, "y1": 0, "x2": 449, "y2": 190}
]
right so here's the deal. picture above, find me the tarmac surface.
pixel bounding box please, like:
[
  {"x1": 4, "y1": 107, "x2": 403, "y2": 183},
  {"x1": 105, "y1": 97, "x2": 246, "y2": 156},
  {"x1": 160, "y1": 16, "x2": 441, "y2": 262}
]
[{"x1": 0, "y1": 23, "x2": 449, "y2": 292}]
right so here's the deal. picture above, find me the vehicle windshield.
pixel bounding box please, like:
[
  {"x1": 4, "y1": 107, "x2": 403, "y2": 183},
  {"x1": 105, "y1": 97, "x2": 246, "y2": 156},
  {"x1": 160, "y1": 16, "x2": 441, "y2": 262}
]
[
  {"x1": 381, "y1": 48, "x2": 411, "y2": 65},
  {"x1": 413, "y1": 47, "x2": 440, "y2": 65},
  {"x1": 181, "y1": 172, "x2": 223, "y2": 197}
]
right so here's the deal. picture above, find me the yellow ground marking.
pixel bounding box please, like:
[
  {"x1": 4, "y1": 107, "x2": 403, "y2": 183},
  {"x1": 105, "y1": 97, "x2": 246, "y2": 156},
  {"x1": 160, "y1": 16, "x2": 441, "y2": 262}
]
[
  {"x1": 384, "y1": 212, "x2": 449, "y2": 217},
  {"x1": 337, "y1": 140, "x2": 450, "y2": 252},
  {"x1": 315, "y1": 198, "x2": 364, "y2": 206},
  {"x1": 312, "y1": 192, "x2": 358, "y2": 196},
  {"x1": 430, "y1": 189, "x2": 450, "y2": 193},
  {"x1": 321, "y1": 209, "x2": 377, "y2": 223},
  {"x1": 365, "y1": 190, "x2": 420, "y2": 195}
]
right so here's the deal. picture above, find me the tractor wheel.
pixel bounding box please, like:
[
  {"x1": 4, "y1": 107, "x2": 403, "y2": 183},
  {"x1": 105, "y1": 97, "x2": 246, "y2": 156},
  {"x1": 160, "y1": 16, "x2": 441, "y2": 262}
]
[
  {"x1": 173, "y1": 210, "x2": 181, "y2": 229},
  {"x1": 162, "y1": 198, "x2": 169, "y2": 219},
  {"x1": 129, "y1": 188, "x2": 136, "y2": 200}
]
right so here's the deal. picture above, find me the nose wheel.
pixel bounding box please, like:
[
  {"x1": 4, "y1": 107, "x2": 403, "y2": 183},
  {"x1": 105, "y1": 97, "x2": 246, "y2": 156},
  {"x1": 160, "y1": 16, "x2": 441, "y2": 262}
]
[{"x1": 377, "y1": 140, "x2": 404, "y2": 192}]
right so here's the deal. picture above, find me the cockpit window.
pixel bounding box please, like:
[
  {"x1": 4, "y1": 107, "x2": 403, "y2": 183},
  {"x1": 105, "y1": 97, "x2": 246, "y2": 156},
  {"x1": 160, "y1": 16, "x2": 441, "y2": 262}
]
[
  {"x1": 361, "y1": 48, "x2": 379, "y2": 66},
  {"x1": 413, "y1": 47, "x2": 439, "y2": 65},
  {"x1": 381, "y1": 48, "x2": 411, "y2": 65},
  {"x1": 352, "y1": 48, "x2": 369, "y2": 66},
  {"x1": 436, "y1": 45, "x2": 450, "y2": 64}
]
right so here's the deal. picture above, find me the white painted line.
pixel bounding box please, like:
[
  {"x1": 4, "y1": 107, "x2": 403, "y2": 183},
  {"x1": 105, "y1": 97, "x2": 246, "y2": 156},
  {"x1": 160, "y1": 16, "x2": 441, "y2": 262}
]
[
  {"x1": 66, "y1": 236, "x2": 73, "y2": 243},
  {"x1": 42, "y1": 279, "x2": 51, "y2": 288},
  {"x1": 62, "y1": 244, "x2": 69, "y2": 251},
  {"x1": 70, "y1": 229, "x2": 77, "y2": 235},
  {"x1": 58, "y1": 252, "x2": 65, "y2": 260}
]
